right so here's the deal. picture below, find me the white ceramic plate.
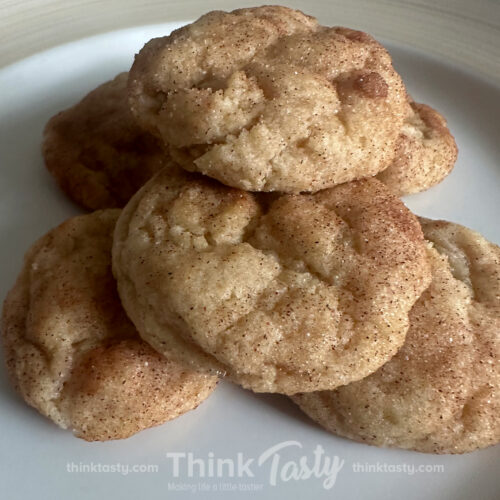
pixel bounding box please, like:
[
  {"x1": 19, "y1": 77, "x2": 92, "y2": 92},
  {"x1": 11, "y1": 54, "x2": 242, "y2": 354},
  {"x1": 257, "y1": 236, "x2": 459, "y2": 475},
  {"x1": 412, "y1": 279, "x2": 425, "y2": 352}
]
[{"x1": 1, "y1": 7, "x2": 499, "y2": 500}]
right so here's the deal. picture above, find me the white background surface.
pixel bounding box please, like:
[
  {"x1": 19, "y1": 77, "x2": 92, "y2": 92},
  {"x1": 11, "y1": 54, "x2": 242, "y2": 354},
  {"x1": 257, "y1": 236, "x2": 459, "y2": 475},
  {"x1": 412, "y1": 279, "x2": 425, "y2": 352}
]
[
  {"x1": 1, "y1": 0, "x2": 499, "y2": 81},
  {"x1": 0, "y1": 11, "x2": 499, "y2": 500}
]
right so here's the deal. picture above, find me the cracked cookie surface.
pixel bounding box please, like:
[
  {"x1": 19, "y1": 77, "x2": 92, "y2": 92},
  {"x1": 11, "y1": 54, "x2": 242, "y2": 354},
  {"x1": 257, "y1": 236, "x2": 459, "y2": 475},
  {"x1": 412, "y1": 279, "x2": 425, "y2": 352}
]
[
  {"x1": 293, "y1": 218, "x2": 500, "y2": 453},
  {"x1": 377, "y1": 101, "x2": 458, "y2": 196},
  {"x1": 128, "y1": 6, "x2": 408, "y2": 192},
  {"x1": 113, "y1": 167, "x2": 431, "y2": 394},
  {"x1": 1, "y1": 210, "x2": 217, "y2": 441},
  {"x1": 43, "y1": 73, "x2": 167, "y2": 210}
]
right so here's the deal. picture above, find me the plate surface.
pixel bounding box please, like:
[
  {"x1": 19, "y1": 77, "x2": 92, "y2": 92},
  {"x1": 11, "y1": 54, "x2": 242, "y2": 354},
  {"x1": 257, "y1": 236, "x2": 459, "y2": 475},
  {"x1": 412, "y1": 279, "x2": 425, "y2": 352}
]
[{"x1": 0, "y1": 13, "x2": 499, "y2": 500}]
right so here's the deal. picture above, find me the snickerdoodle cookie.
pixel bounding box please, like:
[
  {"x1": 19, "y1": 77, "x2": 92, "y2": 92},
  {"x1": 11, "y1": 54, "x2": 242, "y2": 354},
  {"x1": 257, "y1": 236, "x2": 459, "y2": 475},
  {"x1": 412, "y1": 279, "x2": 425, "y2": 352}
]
[
  {"x1": 293, "y1": 218, "x2": 500, "y2": 454},
  {"x1": 1, "y1": 210, "x2": 217, "y2": 441},
  {"x1": 128, "y1": 6, "x2": 408, "y2": 192},
  {"x1": 112, "y1": 167, "x2": 431, "y2": 395},
  {"x1": 43, "y1": 73, "x2": 167, "y2": 210},
  {"x1": 377, "y1": 101, "x2": 458, "y2": 196}
]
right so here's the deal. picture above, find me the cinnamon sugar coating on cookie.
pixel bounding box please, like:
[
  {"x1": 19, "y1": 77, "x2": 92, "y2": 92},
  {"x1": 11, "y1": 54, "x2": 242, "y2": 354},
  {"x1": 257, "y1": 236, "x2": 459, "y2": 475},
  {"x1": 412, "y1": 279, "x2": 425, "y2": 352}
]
[
  {"x1": 377, "y1": 101, "x2": 458, "y2": 195},
  {"x1": 113, "y1": 168, "x2": 431, "y2": 394},
  {"x1": 128, "y1": 6, "x2": 408, "y2": 192},
  {"x1": 43, "y1": 73, "x2": 167, "y2": 210},
  {"x1": 293, "y1": 219, "x2": 500, "y2": 453},
  {"x1": 1, "y1": 210, "x2": 217, "y2": 441}
]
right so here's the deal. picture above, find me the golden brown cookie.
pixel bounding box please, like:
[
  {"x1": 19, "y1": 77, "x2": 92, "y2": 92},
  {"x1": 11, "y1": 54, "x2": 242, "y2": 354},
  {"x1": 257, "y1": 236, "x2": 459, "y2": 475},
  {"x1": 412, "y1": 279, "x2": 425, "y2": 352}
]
[
  {"x1": 129, "y1": 6, "x2": 408, "y2": 192},
  {"x1": 112, "y1": 167, "x2": 431, "y2": 395},
  {"x1": 293, "y1": 218, "x2": 500, "y2": 454},
  {"x1": 43, "y1": 73, "x2": 167, "y2": 210},
  {"x1": 1, "y1": 210, "x2": 217, "y2": 441},
  {"x1": 377, "y1": 101, "x2": 458, "y2": 196}
]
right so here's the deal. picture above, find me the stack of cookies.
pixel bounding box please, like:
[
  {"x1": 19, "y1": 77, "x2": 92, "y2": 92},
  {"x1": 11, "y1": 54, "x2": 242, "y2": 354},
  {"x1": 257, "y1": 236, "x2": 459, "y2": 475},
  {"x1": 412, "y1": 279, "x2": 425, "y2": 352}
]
[{"x1": 2, "y1": 6, "x2": 498, "y2": 454}]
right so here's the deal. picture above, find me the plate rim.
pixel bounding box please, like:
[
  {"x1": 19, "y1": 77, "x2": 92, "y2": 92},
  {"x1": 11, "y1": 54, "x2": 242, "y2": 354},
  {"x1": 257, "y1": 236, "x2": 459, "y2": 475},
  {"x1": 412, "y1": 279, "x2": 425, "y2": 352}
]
[{"x1": 0, "y1": 0, "x2": 499, "y2": 83}]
